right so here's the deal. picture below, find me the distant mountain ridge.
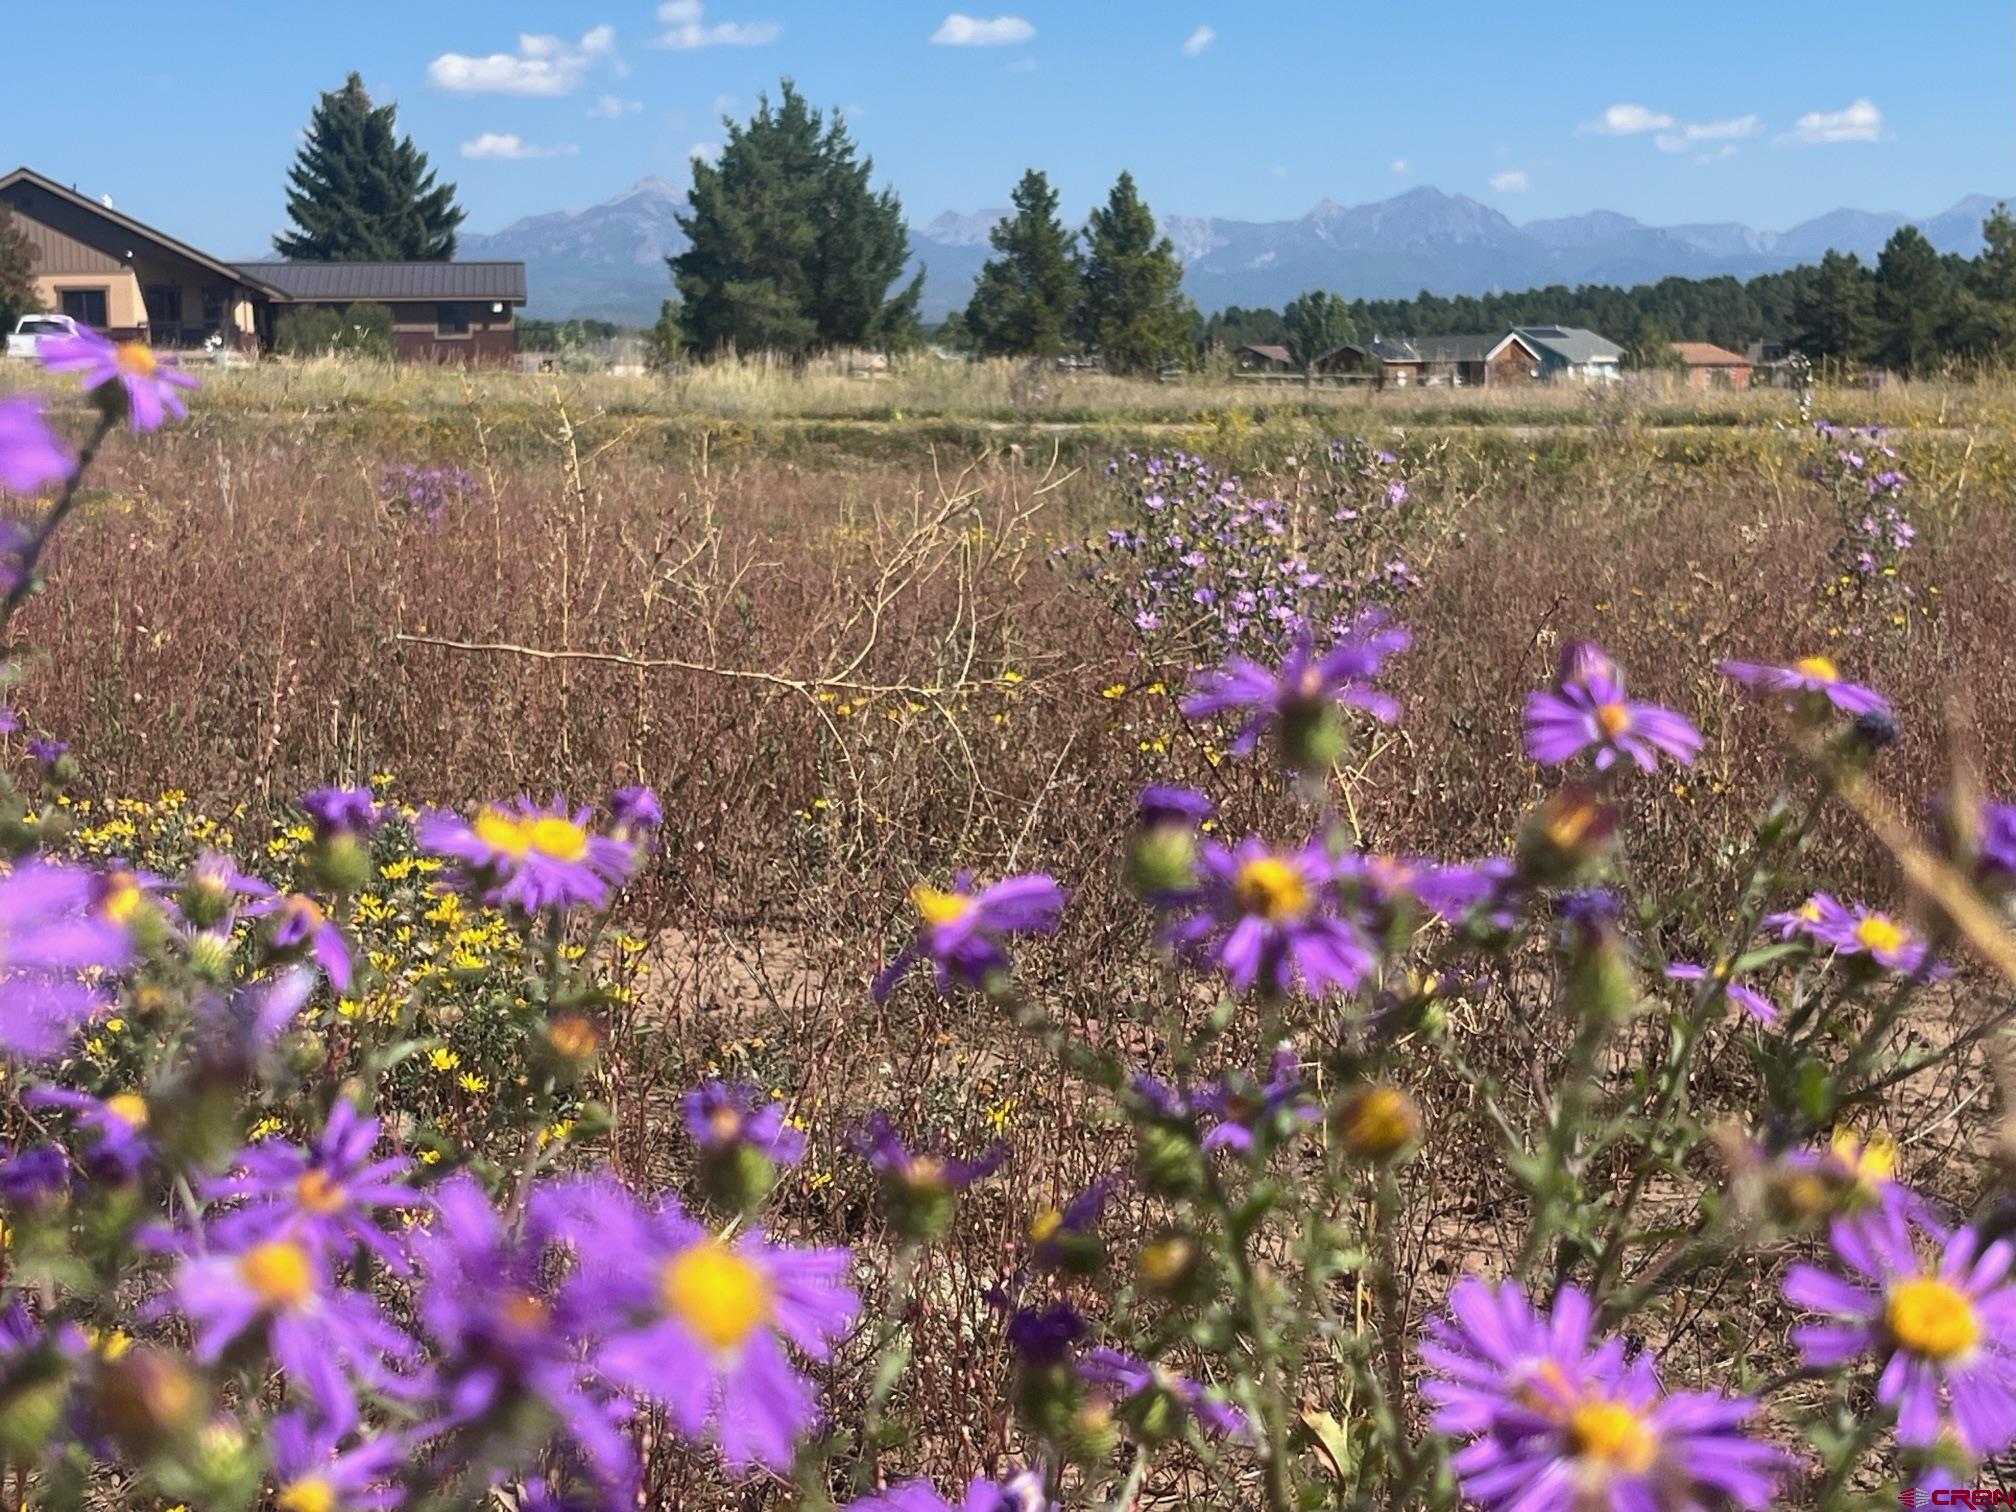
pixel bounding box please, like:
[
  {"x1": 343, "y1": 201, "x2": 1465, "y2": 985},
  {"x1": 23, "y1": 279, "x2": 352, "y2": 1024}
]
[{"x1": 458, "y1": 180, "x2": 2008, "y2": 326}]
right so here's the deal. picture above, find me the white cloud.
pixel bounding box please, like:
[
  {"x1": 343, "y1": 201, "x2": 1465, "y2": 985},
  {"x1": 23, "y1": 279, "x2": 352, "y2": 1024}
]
[
  {"x1": 655, "y1": 1, "x2": 779, "y2": 49},
  {"x1": 1694, "y1": 144, "x2": 1741, "y2": 165},
  {"x1": 1787, "y1": 98, "x2": 1882, "y2": 145},
  {"x1": 1182, "y1": 25, "x2": 1215, "y2": 55},
  {"x1": 688, "y1": 141, "x2": 722, "y2": 164},
  {"x1": 1654, "y1": 114, "x2": 1758, "y2": 153},
  {"x1": 1585, "y1": 103, "x2": 1675, "y2": 135},
  {"x1": 460, "y1": 132, "x2": 580, "y2": 160},
  {"x1": 931, "y1": 13, "x2": 1035, "y2": 45},
  {"x1": 842, "y1": 102, "x2": 868, "y2": 119},
  {"x1": 429, "y1": 26, "x2": 616, "y2": 96},
  {"x1": 1489, "y1": 169, "x2": 1529, "y2": 193},
  {"x1": 587, "y1": 94, "x2": 642, "y2": 118},
  {"x1": 1390, "y1": 157, "x2": 1411, "y2": 175}
]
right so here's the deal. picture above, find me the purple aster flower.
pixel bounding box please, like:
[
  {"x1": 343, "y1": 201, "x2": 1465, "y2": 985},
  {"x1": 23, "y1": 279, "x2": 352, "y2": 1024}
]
[
  {"x1": 1664, "y1": 961, "x2": 1779, "y2": 1025},
  {"x1": 1197, "y1": 1048, "x2": 1316, "y2": 1154},
  {"x1": 301, "y1": 787, "x2": 382, "y2": 842},
  {"x1": 1029, "y1": 1181, "x2": 1117, "y2": 1273},
  {"x1": 1785, "y1": 1206, "x2": 2016, "y2": 1456},
  {"x1": 0, "y1": 1145, "x2": 71, "y2": 1206},
  {"x1": 843, "y1": 1471, "x2": 1052, "y2": 1512},
  {"x1": 1135, "y1": 785, "x2": 1213, "y2": 827},
  {"x1": 1006, "y1": 1303, "x2": 1088, "y2": 1367},
  {"x1": 1079, "y1": 1346, "x2": 1246, "y2": 1439},
  {"x1": 168, "y1": 1232, "x2": 420, "y2": 1429},
  {"x1": 90, "y1": 861, "x2": 168, "y2": 938},
  {"x1": 609, "y1": 785, "x2": 663, "y2": 838},
  {"x1": 1421, "y1": 1278, "x2": 1786, "y2": 1509},
  {"x1": 22, "y1": 1086, "x2": 151, "y2": 1182},
  {"x1": 1523, "y1": 641, "x2": 1701, "y2": 773},
  {"x1": 408, "y1": 1174, "x2": 634, "y2": 1494},
  {"x1": 198, "y1": 1100, "x2": 421, "y2": 1271},
  {"x1": 197, "y1": 966, "x2": 317, "y2": 1066},
  {"x1": 853, "y1": 1112, "x2": 1004, "y2": 1237},
  {"x1": 1797, "y1": 895, "x2": 1935, "y2": 975},
  {"x1": 181, "y1": 850, "x2": 275, "y2": 929},
  {"x1": 1160, "y1": 837, "x2": 1372, "y2": 997},
  {"x1": 1975, "y1": 799, "x2": 2016, "y2": 891},
  {"x1": 268, "y1": 1411, "x2": 405, "y2": 1511},
  {"x1": 554, "y1": 1178, "x2": 859, "y2": 1473},
  {"x1": 1753, "y1": 1129, "x2": 1928, "y2": 1225},
  {"x1": 0, "y1": 396, "x2": 73, "y2": 494},
  {"x1": 1180, "y1": 614, "x2": 1410, "y2": 756},
  {"x1": 251, "y1": 893, "x2": 353, "y2": 994},
  {"x1": 1720, "y1": 656, "x2": 1890, "y2": 717},
  {"x1": 25, "y1": 738, "x2": 65, "y2": 767},
  {"x1": 684, "y1": 1082, "x2": 805, "y2": 1165},
  {"x1": 0, "y1": 861, "x2": 132, "y2": 1059},
  {"x1": 873, "y1": 872, "x2": 1064, "y2": 1001},
  {"x1": 38, "y1": 327, "x2": 199, "y2": 431},
  {"x1": 418, "y1": 797, "x2": 637, "y2": 913}
]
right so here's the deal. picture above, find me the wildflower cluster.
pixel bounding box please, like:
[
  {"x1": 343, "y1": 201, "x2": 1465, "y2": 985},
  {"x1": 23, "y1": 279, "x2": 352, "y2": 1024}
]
[
  {"x1": 375, "y1": 463, "x2": 482, "y2": 526},
  {"x1": 1814, "y1": 418, "x2": 1923, "y2": 636}
]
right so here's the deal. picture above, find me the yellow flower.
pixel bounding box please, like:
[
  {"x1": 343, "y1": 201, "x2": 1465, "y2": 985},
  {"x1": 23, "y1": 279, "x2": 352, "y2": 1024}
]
[
  {"x1": 427, "y1": 1047, "x2": 461, "y2": 1072},
  {"x1": 248, "y1": 1116, "x2": 283, "y2": 1140},
  {"x1": 418, "y1": 1149, "x2": 440, "y2": 1166},
  {"x1": 1101, "y1": 683, "x2": 1128, "y2": 700},
  {"x1": 457, "y1": 1073, "x2": 488, "y2": 1095}
]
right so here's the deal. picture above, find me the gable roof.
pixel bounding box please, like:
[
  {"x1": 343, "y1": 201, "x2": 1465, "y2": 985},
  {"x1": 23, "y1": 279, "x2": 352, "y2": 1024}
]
[
  {"x1": 1236, "y1": 342, "x2": 1292, "y2": 365},
  {"x1": 1669, "y1": 340, "x2": 1751, "y2": 367},
  {"x1": 1323, "y1": 331, "x2": 1539, "y2": 366},
  {"x1": 1513, "y1": 325, "x2": 1623, "y2": 364},
  {"x1": 0, "y1": 166, "x2": 285, "y2": 298},
  {"x1": 235, "y1": 261, "x2": 528, "y2": 303}
]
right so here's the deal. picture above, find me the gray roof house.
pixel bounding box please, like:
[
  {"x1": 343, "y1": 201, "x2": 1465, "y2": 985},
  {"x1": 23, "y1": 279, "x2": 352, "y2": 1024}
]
[
  {"x1": 229, "y1": 260, "x2": 527, "y2": 363},
  {"x1": 1314, "y1": 330, "x2": 1545, "y2": 387},
  {"x1": 1511, "y1": 326, "x2": 1624, "y2": 381}
]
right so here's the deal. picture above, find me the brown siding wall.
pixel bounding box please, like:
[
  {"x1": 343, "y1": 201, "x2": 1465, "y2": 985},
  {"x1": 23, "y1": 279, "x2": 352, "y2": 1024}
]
[{"x1": 1486, "y1": 343, "x2": 1541, "y2": 386}]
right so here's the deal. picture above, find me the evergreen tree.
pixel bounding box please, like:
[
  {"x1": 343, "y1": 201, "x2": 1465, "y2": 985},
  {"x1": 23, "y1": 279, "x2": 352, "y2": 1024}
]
[
  {"x1": 644, "y1": 300, "x2": 685, "y2": 372},
  {"x1": 1872, "y1": 226, "x2": 1950, "y2": 376},
  {"x1": 1955, "y1": 204, "x2": 2016, "y2": 357},
  {"x1": 672, "y1": 81, "x2": 920, "y2": 354},
  {"x1": 962, "y1": 170, "x2": 1080, "y2": 357},
  {"x1": 1623, "y1": 319, "x2": 1683, "y2": 372},
  {"x1": 0, "y1": 203, "x2": 37, "y2": 330},
  {"x1": 275, "y1": 74, "x2": 463, "y2": 260},
  {"x1": 1281, "y1": 289, "x2": 1353, "y2": 372},
  {"x1": 1791, "y1": 250, "x2": 1875, "y2": 367},
  {"x1": 1076, "y1": 172, "x2": 1194, "y2": 374}
]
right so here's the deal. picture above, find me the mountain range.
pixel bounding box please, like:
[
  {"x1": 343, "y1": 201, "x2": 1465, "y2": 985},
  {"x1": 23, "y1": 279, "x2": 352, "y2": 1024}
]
[{"x1": 458, "y1": 179, "x2": 2007, "y2": 326}]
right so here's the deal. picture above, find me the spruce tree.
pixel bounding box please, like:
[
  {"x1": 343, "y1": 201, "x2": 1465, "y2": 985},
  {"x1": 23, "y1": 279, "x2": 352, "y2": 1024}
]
[
  {"x1": 1281, "y1": 289, "x2": 1353, "y2": 372},
  {"x1": 1872, "y1": 226, "x2": 1950, "y2": 377},
  {"x1": 0, "y1": 203, "x2": 37, "y2": 330},
  {"x1": 1792, "y1": 250, "x2": 1875, "y2": 367},
  {"x1": 275, "y1": 74, "x2": 464, "y2": 260},
  {"x1": 1076, "y1": 172, "x2": 1193, "y2": 374},
  {"x1": 672, "y1": 81, "x2": 920, "y2": 354},
  {"x1": 963, "y1": 170, "x2": 1080, "y2": 357}
]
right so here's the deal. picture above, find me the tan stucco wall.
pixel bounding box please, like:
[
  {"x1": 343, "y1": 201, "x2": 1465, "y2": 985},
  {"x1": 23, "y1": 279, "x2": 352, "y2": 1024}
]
[{"x1": 32, "y1": 269, "x2": 147, "y2": 330}]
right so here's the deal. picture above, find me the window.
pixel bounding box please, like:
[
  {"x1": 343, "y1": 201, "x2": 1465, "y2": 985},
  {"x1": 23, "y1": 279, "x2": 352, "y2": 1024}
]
[
  {"x1": 60, "y1": 289, "x2": 109, "y2": 328},
  {"x1": 436, "y1": 302, "x2": 470, "y2": 336},
  {"x1": 145, "y1": 285, "x2": 182, "y2": 323},
  {"x1": 202, "y1": 290, "x2": 227, "y2": 327}
]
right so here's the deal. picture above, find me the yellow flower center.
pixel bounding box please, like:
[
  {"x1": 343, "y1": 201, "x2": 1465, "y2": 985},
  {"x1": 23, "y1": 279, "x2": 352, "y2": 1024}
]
[
  {"x1": 1568, "y1": 1399, "x2": 1658, "y2": 1473},
  {"x1": 660, "y1": 1239, "x2": 773, "y2": 1352},
  {"x1": 238, "y1": 1240, "x2": 314, "y2": 1311},
  {"x1": 910, "y1": 885, "x2": 974, "y2": 927},
  {"x1": 1830, "y1": 1128, "x2": 1896, "y2": 1184},
  {"x1": 500, "y1": 1292, "x2": 549, "y2": 1332},
  {"x1": 545, "y1": 1015, "x2": 599, "y2": 1061},
  {"x1": 1233, "y1": 856, "x2": 1310, "y2": 923},
  {"x1": 1854, "y1": 915, "x2": 1905, "y2": 955},
  {"x1": 102, "y1": 874, "x2": 143, "y2": 925},
  {"x1": 471, "y1": 809, "x2": 590, "y2": 863},
  {"x1": 1794, "y1": 655, "x2": 1840, "y2": 683},
  {"x1": 1886, "y1": 1276, "x2": 1980, "y2": 1361},
  {"x1": 1334, "y1": 1085, "x2": 1420, "y2": 1160},
  {"x1": 1029, "y1": 1208, "x2": 1063, "y2": 1244},
  {"x1": 104, "y1": 1092, "x2": 148, "y2": 1129},
  {"x1": 277, "y1": 1478, "x2": 336, "y2": 1512},
  {"x1": 1138, "y1": 1235, "x2": 1196, "y2": 1290},
  {"x1": 295, "y1": 1169, "x2": 347, "y2": 1215},
  {"x1": 1594, "y1": 702, "x2": 1633, "y2": 739},
  {"x1": 114, "y1": 341, "x2": 158, "y2": 378}
]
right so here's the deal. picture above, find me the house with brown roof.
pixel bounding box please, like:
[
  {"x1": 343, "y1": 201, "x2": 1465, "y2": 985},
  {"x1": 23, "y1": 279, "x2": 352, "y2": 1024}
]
[
  {"x1": 1315, "y1": 331, "x2": 1545, "y2": 388},
  {"x1": 1, "y1": 166, "x2": 526, "y2": 363},
  {"x1": 1669, "y1": 340, "x2": 1753, "y2": 390},
  {"x1": 1234, "y1": 342, "x2": 1294, "y2": 373}
]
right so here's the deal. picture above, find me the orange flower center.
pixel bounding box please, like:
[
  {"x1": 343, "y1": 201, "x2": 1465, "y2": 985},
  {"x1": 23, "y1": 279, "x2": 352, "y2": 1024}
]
[
  {"x1": 295, "y1": 1169, "x2": 347, "y2": 1215},
  {"x1": 1568, "y1": 1399, "x2": 1658, "y2": 1473},
  {"x1": 1886, "y1": 1276, "x2": 1980, "y2": 1361},
  {"x1": 104, "y1": 1092, "x2": 148, "y2": 1129},
  {"x1": 277, "y1": 1478, "x2": 336, "y2": 1512},
  {"x1": 114, "y1": 342, "x2": 158, "y2": 378},
  {"x1": 1854, "y1": 915, "x2": 1905, "y2": 955},
  {"x1": 911, "y1": 885, "x2": 975, "y2": 927},
  {"x1": 659, "y1": 1239, "x2": 773, "y2": 1352},
  {"x1": 238, "y1": 1240, "x2": 314, "y2": 1311},
  {"x1": 1594, "y1": 702, "x2": 1633, "y2": 739}
]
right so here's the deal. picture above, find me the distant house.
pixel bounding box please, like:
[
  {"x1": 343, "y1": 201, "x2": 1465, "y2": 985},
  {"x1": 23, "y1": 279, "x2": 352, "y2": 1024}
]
[
  {"x1": 0, "y1": 165, "x2": 526, "y2": 362},
  {"x1": 1512, "y1": 326, "x2": 1624, "y2": 383},
  {"x1": 1315, "y1": 331, "x2": 1544, "y2": 388},
  {"x1": 232, "y1": 260, "x2": 526, "y2": 364},
  {"x1": 1669, "y1": 341, "x2": 1753, "y2": 390},
  {"x1": 1234, "y1": 342, "x2": 1294, "y2": 373}
]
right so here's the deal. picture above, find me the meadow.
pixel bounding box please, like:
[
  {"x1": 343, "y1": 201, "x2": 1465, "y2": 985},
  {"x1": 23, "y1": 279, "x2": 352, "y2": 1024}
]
[{"x1": 1, "y1": 350, "x2": 2015, "y2": 1509}]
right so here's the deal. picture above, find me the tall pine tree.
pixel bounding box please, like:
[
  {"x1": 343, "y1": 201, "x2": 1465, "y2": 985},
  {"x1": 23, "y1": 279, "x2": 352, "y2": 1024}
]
[
  {"x1": 1792, "y1": 250, "x2": 1875, "y2": 367},
  {"x1": 275, "y1": 75, "x2": 464, "y2": 260},
  {"x1": 0, "y1": 203, "x2": 37, "y2": 330},
  {"x1": 672, "y1": 82, "x2": 920, "y2": 354},
  {"x1": 1872, "y1": 226, "x2": 1950, "y2": 376},
  {"x1": 962, "y1": 170, "x2": 1080, "y2": 357},
  {"x1": 1076, "y1": 172, "x2": 1193, "y2": 374},
  {"x1": 1281, "y1": 289, "x2": 1353, "y2": 372}
]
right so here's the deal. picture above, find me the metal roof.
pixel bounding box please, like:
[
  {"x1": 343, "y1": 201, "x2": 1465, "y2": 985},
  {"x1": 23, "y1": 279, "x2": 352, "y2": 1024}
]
[
  {"x1": 1513, "y1": 325, "x2": 1623, "y2": 364},
  {"x1": 231, "y1": 261, "x2": 527, "y2": 303},
  {"x1": 1323, "y1": 332, "x2": 1537, "y2": 365},
  {"x1": 1670, "y1": 341, "x2": 1751, "y2": 366},
  {"x1": 1236, "y1": 343, "x2": 1293, "y2": 365}
]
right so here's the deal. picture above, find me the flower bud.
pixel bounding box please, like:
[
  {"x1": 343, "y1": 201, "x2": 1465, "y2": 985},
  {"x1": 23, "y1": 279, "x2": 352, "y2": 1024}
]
[
  {"x1": 1277, "y1": 699, "x2": 1347, "y2": 774},
  {"x1": 1517, "y1": 785, "x2": 1617, "y2": 887},
  {"x1": 95, "y1": 1350, "x2": 205, "y2": 1458},
  {"x1": 1062, "y1": 1395, "x2": 1121, "y2": 1462},
  {"x1": 0, "y1": 1353, "x2": 69, "y2": 1464},
  {"x1": 1030, "y1": 1207, "x2": 1104, "y2": 1278},
  {"x1": 1134, "y1": 1124, "x2": 1204, "y2": 1198},
  {"x1": 1331, "y1": 1084, "x2": 1420, "y2": 1162},
  {"x1": 537, "y1": 1014, "x2": 602, "y2": 1085},
  {"x1": 308, "y1": 834, "x2": 374, "y2": 895},
  {"x1": 1136, "y1": 1230, "x2": 1207, "y2": 1303},
  {"x1": 698, "y1": 1144, "x2": 781, "y2": 1217}
]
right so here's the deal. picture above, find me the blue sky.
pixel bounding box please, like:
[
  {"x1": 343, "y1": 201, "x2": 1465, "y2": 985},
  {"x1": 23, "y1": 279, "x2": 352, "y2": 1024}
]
[{"x1": 5, "y1": 1, "x2": 2009, "y2": 254}]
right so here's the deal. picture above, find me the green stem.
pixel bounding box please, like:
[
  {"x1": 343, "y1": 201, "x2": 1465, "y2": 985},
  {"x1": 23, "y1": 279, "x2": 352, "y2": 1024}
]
[{"x1": 0, "y1": 411, "x2": 116, "y2": 639}]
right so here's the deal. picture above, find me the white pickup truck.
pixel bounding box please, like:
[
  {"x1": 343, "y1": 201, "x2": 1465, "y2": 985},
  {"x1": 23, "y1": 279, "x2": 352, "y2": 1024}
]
[{"x1": 4, "y1": 313, "x2": 83, "y2": 359}]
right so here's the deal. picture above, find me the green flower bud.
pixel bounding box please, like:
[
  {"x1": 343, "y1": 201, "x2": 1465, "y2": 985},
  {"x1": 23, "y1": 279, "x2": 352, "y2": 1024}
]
[
  {"x1": 95, "y1": 1350, "x2": 205, "y2": 1459},
  {"x1": 1125, "y1": 825, "x2": 1199, "y2": 898},
  {"x1": 1278, "y1": 699, "x2": 1346, "y2": 774},
  {"x1": 1135, "y1": 1123, "x2": 1204, "y2": 1198},
  {"x1": 308, "y1": 834, "x2": 375, "y2": 895},
  {"x1": 698, "y1": 1144, "x2": 780, "y2": 1217}
]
